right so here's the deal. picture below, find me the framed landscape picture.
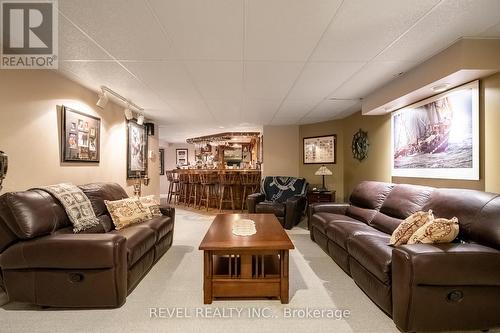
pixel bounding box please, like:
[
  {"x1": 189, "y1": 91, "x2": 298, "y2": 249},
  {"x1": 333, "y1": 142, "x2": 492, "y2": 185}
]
[
  {"x1": 127, "y1": 120, "x2": 148, "y2": 179},
  {"x1": 391, "y1": 80, "x2": 479, "y2": 180},
  {"x1": 176, "y1": 149, "x2": 188, "y2": 166},
  {"x1": 303, "y1": 135, "x2": 336, "y2": 164},
  {"x1": 159, "y1": 148, "x2": 165, "y2": 175},
  {"x1": 61, "y1": 106, "x2": 100, "y2": 162}
]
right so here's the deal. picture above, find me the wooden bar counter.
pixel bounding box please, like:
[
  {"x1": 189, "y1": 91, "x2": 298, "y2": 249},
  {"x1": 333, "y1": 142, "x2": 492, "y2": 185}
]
[{"x1": 171, "y1": 169, "x2": 262, "y2": 210}]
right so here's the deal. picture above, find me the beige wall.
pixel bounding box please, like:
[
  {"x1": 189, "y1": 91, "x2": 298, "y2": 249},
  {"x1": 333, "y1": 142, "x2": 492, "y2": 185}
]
[
  {"x1": 262, "y1": 125, "x2": 300, "y2": 177},
  {"x1": 0, "y1": 70, "x2": 159, "y2": 197},
  {"x1": 299, "y1": 120, "x2": 344, "y2": 201},
  {"x1": 158, "y1": 140, "x2": 195, "y2": 196},
  {"x1": 484, "y1": 72, "x2": 500, "y2": 193}
]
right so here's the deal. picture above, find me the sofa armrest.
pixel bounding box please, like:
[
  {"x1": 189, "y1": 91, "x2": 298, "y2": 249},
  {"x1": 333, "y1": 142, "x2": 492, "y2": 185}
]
[
  {"x1": 160, "y1": 204, "x2": 175, "y2": 222},
  {"x1": 392, "y1": 243, "x2": 500, "y2": 332},
  {"x1": 0, "y1": 233, "x2": 127, "y2": 270},
  {"x1": 307, "y1": 203, "x2": 350, "y2": 229},
  {"x1": 247, "y1": 193, "x2": 265, "y2": 213},
  {"x1": 284, "y1": 195, "x2": 307, "y2": 230}
]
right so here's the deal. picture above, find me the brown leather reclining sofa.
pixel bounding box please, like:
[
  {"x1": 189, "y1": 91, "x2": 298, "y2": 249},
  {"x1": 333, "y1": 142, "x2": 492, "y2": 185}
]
[
  {"x1": 0, "y1": 182, "x2": 175, "y2": 308},
  {"x1": 309, "y1": 181, "x2": 500, "y2": 332}
]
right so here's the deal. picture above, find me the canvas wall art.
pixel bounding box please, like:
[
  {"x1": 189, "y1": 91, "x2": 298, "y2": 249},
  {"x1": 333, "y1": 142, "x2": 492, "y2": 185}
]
[
  {"x1": 127, "y1": 120, "x2": 148, "y2": 178},
  {"x1": 61, "y1": 106, "x2": 100, "y2": 162},
  {"x1": 176, "y1": 149, "x2": 188, "y2": 166},
  {"x1": 391, "y1": 80, "x2": 479, "y2": 180}
]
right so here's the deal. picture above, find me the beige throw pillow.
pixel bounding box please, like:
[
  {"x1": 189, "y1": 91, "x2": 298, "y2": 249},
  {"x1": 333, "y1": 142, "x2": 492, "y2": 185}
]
[
  {"x1": 407, "y1": 217, "x2": 459, "y2": 245},
  {"x1": 389, "y1": 210, "x2": 434, "y2": 246},
  {"x1": 139, "y1": 195, "x2": 162, "y2": 217},
  {"x1": 105, "y1": 198, "x2": 151, "y2": 230}
]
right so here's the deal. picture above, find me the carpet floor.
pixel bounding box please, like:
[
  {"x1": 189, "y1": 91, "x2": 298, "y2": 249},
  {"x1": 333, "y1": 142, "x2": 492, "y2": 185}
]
[{"x1": 0, "y1": 209, "x2": 497, "y2": 333}]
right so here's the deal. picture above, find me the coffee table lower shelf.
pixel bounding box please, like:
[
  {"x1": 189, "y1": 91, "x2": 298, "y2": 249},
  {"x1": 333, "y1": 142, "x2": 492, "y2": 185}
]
[{"x1": 203, "y1": 250, "x2": 290, "y2": 304}]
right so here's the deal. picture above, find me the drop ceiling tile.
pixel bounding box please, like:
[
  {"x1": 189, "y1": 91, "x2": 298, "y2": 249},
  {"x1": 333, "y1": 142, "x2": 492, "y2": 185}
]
[
  {"x1": 288, "y1": 62, "x2": 365, "y2": 100},
  {"x1": 245, "y1": 0, "x2": 342, "y2": 61},
  {"x1": 206, "y1": 100, "x2": 241, "y2": 123},
  {"x1": 312, "y1": 0, "x2": 440, "y2": 62},
  {"x1": 377, "y1": 0, "x2": 500, "y2": 62},
  {"x1": 164, "y1": 99, "x2": 213, "y2": 122},
  {"x1": 59, "y1": 61, "x2": 164, "y2": 110},
  {"x1": 58, "y1": 0, "x2": 174, "y2": 60},
  {"x1": 275, "y1": 99, "x2": 319, "y2": 118},
  {"x1": 480, "y1": 21, "x2": 500, "y2": 37},
  {"x1": 124, "y1": 62, "x2": 202, "y2": 101},
  {"x1": 244, "y1": 62, "x2": 304, "y2": 100},
  {"x1": 241, "y1": 100, "x2": 281, "y2": 125},
  {"x1": 331, "y1": 61, "x2": 418, "y2": 99},
  {"x1": 148, "y1": 0, "x2": 243, "y2": 60},
  {"x1": 307, "y1": 99, "x2": 359, "y2": 118},
  {"x1": 185, "y1": 61, "x2": 243, "y2": 100},
  {"x1": 58, "y1": 14, "x2": 110, "y2": 61},
  {"x1": 270, "y1": 116, "x2": 303, "y2": 125}
]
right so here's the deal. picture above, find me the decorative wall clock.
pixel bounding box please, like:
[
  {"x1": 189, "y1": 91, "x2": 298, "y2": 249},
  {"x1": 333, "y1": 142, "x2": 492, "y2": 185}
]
[{"x1": 352, "y1": 129, "x2": 369, "y2": 161}]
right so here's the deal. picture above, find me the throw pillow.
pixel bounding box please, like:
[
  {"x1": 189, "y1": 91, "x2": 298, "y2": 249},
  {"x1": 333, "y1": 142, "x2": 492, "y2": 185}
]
[
  {"x1": 407, "y1": 217, "x2": 459, "y2": 244},
  {"x1": 139, "y1": 195, "x2": 162, "y2": 217},
  {"x1": 104, "y1": 198, "x2": 151, "y2": 230},
  {"x1": 389, "y1": 210, "x2": 434, "y2": 246}
]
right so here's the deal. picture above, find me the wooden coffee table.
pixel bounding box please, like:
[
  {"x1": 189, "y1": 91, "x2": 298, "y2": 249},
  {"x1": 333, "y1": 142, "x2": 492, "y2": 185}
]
[{"x1": 199, "y1": 213, "x2": 294, "y2": 304}]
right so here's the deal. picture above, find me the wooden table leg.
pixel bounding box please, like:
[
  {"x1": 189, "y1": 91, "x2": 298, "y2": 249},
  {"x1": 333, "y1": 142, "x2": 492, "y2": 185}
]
[
  {"x1": 204, "y1": 251, "x2": 213, "y2": 304},
  {"x1": 240, "y1": 254, "x2": 252, "y2": 279},
  {"x1": 280, "y1": 250, "x2": 289, "y2": 304}
]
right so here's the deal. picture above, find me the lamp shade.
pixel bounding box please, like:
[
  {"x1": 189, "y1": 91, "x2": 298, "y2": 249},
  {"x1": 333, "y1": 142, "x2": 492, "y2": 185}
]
[{"x1": 315, "y1": 165, "x2": 332, "y2": 176}]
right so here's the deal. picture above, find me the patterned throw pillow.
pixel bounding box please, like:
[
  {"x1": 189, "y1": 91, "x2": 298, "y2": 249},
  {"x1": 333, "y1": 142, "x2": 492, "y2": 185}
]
[
  {"x1": 139, "y1": 195, "x2": 162, "y2": 217},
  {"x1": 389, "y1": 210, "x2": 434, "y2": 246},
  {"x1": 104, "y1": 198, "x2": 151, "y2": 230},
  {"x1": 407, "y1": 217, "x2": 459, "y2": 244}
]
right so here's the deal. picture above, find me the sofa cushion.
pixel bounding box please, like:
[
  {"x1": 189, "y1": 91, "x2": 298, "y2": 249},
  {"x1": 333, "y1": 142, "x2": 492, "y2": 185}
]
[
  {"x1": 255, "y1": 201, "x2": 285, "y2": 217},
  {"x1": 390, "y1": 210, "x2": 434, "y2": 246},
  {"x1": 345, "y1": 181, "x2": 394, "y2": 224},
  {"x1": 326, "y1": 221, "x2": 386, "y2": 250},
  {"x1": 112, "y1": 226, "x2": 156, "y2": 266},
  {"x1": 105, "y1": 198, "x2": 151, "y2": 230},
  {"x1": 79, "y1": 183, "x2": 129, "y2": 217},
  {"x1": 408, "y1": 217, "x2": 459, "y2": 244},
  {"x1": 347, "y1": 233, "x2": 393, "y2": 285},
  {"x1": 139, "y1": 195, "x2": 162, "y2": 217},
  {"x1": 370, "y1": 184, "x2": 433, "y2": 234},
  {"x1": 135, "y1": 215, "x2": 174, "y2": 242},
  {"x1": 310, "y1": 213, "x2": 361, "y2": 234}
]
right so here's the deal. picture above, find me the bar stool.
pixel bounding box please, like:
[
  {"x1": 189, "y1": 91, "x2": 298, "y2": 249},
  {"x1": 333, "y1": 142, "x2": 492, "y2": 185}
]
[
  {"x1": 188, "y1": 171, "x2": 201, "y2": 207},
  {"x1": 198, "y1": 171, "x2": 219, "y2": 211},
  {"x1": 240, "y1": 171, "x2": 261, "y2": 211},
  {"x1": 218, "y1": 171, "x2": 238, "y2": 211},
  {"x1": 178, "y1": 171, "x2": 189, "y2": 205},
  {"x1": 166, "y1": 170, "x2": 180, "y2": 204}
]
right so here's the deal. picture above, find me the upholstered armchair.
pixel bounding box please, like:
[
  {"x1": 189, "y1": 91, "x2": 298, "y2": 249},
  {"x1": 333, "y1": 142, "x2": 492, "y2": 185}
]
[{"x1": 247, "y1": 176, "x2": 308, "y2": 229}]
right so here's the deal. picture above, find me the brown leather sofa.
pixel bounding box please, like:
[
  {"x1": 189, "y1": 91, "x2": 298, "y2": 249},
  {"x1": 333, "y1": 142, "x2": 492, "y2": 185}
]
[
  {"x1": 0, "y1": 182, "x2": 175, "y2": 308},
  {"x1": 309, "y1": 181, "x2": 500, "y2": 332}
]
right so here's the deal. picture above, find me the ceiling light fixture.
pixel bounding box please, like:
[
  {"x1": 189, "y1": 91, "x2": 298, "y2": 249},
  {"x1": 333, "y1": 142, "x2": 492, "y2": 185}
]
[
  {"x1": 137, "y1": 113, "x2": 145, "y2": 125},
  {"x1": 124, "y1": 105, "x2": 134, "y2": 120},
  {"x1": 96, "y1": 90, "x2": 109, "y2": 108},
  {"x1": 431, "y1": 83, "x2": 451, "y2": 93},
  {"x1": 97, "y1": 86, "x2": 144, "y2": 119}
]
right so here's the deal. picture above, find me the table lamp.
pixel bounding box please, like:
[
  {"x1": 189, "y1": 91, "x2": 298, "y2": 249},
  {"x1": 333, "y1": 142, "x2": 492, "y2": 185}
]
[{"x1": 314, "y1": 165, "x2": 332, "y2": 192}]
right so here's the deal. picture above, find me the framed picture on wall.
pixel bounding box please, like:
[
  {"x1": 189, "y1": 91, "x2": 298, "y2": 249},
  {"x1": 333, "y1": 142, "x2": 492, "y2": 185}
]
[
  {"x1": 391, "y1": 80, "x2": 479, "y2": 180},
  {"x1": 61, "y1": 106, "x2": 100, "y2": 163},
  {"x1": 159, "y1": 148, "x2": 165, "y2": 175},
  {"x1": 176, "y1": 149, "x2": 188, "y2": 166},
  {"x1": 127, "y1": 120, "x2": 148, "y2": 179},
  {"x1": 303, "y1": 135, "x2": 336, "y2": 164}
]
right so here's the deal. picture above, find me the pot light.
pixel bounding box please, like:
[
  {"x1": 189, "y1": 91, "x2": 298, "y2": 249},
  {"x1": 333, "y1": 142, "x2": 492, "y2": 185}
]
[
  {"x1": 432, "y1": 83, "x2": 451, "y2": 93},
  {"x1": 96, "y1": 90, "x2": 108, "y2": 108}
]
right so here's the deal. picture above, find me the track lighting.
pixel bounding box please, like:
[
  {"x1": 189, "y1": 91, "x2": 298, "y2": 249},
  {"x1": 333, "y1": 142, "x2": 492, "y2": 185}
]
[
  {"x1": 124, "y1": 106, "x2": 134, "y2": 120},
  {"x1": 96, "y1": 90, "x2": 108, "y2": 108},
  {"x1": 137, "y1": 113, "x2": 145, "y2": 125}
]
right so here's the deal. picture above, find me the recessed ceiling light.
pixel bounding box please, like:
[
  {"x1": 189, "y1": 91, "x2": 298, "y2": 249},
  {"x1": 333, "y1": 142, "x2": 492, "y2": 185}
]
[{"x1": 432, "y1": 83, "x2": 451, "y2": 93}]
